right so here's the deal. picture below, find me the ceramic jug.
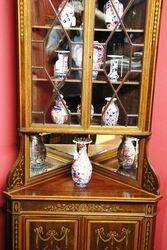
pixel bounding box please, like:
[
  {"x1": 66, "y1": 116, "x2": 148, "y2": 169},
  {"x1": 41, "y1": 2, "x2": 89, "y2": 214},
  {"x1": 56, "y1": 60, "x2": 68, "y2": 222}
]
[{"x1": 117, "y1": 136, "x2": 139, "y2": 169}]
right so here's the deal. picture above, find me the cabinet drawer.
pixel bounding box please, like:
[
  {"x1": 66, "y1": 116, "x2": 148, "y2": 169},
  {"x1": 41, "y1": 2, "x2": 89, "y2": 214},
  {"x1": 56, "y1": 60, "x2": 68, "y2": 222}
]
[
  {"x1": 24, "y1": 217, "x2": 80, "y2": 250},
  {"x1": 85, "y1": 216, "x2": 143, "y2": 250}
]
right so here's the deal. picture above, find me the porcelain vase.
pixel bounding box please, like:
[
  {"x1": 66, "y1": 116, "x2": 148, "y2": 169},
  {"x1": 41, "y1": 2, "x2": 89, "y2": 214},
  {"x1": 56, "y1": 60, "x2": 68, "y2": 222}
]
[
  {"x1": 59, "y1": 0, "x2": 76, "y2": 28},
  {"x1": 104, "y1": 0, "x2": 124, "y2": 30},
  {"x1": 108, "y1": 58, "x2": 119, "y2": 81},
  {"x1": 54, "y1": 51, "x2": 69, "y2": 79},
  {"x1": 51, "y1": 95, "x2": 69, "y2": 124},
  {"x1": 102, "y1": 97, "x2": 119, "y2": 125},
  {"x1": 117, "y1": 136, "x2": 139, "y2": 169},
  {"x1": 71, "y1": 138, "x2": 92, "y2": 187}
]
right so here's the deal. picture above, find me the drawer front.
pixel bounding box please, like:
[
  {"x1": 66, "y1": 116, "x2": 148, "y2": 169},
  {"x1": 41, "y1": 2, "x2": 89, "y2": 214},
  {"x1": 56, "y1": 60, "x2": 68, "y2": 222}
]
[
  {"x1": 24, "y1": 217, "x2": 80, "y2": 250},
  {"x1": 85, "y1": 216, "x2": 143, "y2": 250}
]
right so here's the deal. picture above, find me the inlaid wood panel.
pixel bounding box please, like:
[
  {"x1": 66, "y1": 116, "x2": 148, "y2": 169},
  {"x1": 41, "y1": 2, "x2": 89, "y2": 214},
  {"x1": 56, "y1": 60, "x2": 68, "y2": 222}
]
[
  {"x1": 24, "y1": 217, "x2": 80, "y2": 250},
  {"x1": 85, "y1": 216, "x2": 143, "y2": 250}
]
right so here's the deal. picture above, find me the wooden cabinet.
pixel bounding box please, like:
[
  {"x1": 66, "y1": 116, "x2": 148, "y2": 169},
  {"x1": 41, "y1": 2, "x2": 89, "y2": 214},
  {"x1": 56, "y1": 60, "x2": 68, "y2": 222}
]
[{"x1": 4, "y1": 0, "x2": 162, "y2": 249}]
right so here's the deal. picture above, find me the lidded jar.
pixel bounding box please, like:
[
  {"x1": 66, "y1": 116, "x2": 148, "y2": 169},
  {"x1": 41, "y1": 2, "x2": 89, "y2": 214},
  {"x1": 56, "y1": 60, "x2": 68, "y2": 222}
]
[
  {"x1": 101, "y1": 97, "x2": 119, "y2": 125},
  {"x1": 51, "y1": 95, "x2": 70, "y2": 124}
]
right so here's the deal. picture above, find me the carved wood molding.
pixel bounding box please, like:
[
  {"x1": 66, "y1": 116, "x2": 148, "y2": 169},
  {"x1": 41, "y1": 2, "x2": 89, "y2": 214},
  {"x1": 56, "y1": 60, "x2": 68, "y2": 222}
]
[
  {"x1": 142, "y1": 157, "x2": 159, "y2": 195},
  {"x1": 152, "y1": 0, "x2": 161, "y2": 43},
  {"x1": 144, "y1": 218, "x2": 152, "y2": 250},
  {"x1": 44, "y1": 203, "x2": 124, "y2": 213},
  {"x1": 7, "y1": 136, "x2": 25, "y2": 190},
  {"x1": 14, "y1": 216, "x2": 19, "y2": 250},
  {"x1": 19, "y1": 0, "x2": 24, "y2": 39}
]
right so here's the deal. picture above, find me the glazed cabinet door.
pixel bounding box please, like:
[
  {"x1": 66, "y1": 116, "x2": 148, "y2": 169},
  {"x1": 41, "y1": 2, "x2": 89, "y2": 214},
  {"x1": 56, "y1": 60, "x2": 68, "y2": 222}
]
[
  {"x1": 19, "y1": 0, "x2": 159, "y2": 134},
  {"x1": 22, "y1": 216, "x2": 82, "y2": 250},
  {"x1": 84, "y1": 216, "x2": 143, "y2": 250},
  {"x1": 20, "y1": 0, "x2": 93, "y2": 132}
]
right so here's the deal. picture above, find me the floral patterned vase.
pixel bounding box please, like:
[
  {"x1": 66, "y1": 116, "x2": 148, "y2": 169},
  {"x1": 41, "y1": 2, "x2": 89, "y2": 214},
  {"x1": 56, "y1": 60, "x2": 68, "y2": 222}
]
[
  {"x1": 30, "y1": 134, "x2": 46, "y2": 168},
  {"x1": 108, "y1": 58, "x2": 119, "y2": 81},
  {"x1": 51, "y1": 95, "x2": 70, "y2": 124},
  {"x1": 59, "y1": 0, "x2": 76, "y2": 28},
  {"x1": 54, "y1": 51, "x2": 69, "y2": 79},
  {"x1": 71, "y1": 138, "x2": 92, "y2": 187},
  {"x1": 93, "y1": 42, "x2": 105, "y2": 79},
  {"x1": 117, "y1": 136, "x2": 139, "y2": 169},
  {"x1": 104, "y1": 0, "x2": 124, "y2": 30},
  {"x1": 102, "y1": 97, "x2": 119, "y2": 125}
]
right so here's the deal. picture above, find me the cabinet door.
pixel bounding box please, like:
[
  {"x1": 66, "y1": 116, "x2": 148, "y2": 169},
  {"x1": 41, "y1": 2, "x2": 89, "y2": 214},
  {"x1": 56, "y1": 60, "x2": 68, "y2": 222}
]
[
  {"x1": 85, "y1": 216, "x2": 143, "y2": 250},
  {"x1": 24, "y1": 217, "x2": 80, "y2": 250},
  {"x1": 19, "y1": 0, "x2": 159, "y2": 134},
  {"x1": 22, "y1": 0, "x2": 93, "y2": 132}
]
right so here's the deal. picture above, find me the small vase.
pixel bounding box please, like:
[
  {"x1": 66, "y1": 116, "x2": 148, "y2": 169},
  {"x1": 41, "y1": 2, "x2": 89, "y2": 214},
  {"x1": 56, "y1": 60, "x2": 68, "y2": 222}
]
[
  {"x1": 30, "y1": 134, "x2": 46, "y2": 168},
  {"x1": 77, "y1": 104, "x2": 94, "y2": 122},
  {"x1": 54, "y1": 51, "x2": 69, "y2": 79},
  {"x1": 108, "y1": 58, "x2": 119, "y2": 81},
  {"x1": 59, "y1": 0, "x2": 76, "y2": 28},
  {"x1": 104, "y1": 0, "x2": 124, "y2": 30},
  {"x1": 71, "y1": 138, "x2": 92, "y2": 187},
  {"x1": 117, "y1": 136, "x2": 139, "y2": 169},
  {"x1": 102, "y1": 97, "x2": 119, "y2": 125},
  {"x1": 51, "y1": 95, "x2": 70, "y2": 124}
]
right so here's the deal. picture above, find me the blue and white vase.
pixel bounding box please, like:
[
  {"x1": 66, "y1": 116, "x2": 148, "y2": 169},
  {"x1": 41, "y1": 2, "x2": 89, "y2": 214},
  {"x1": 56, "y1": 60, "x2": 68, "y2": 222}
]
[
  {"x1": 54, "y1": 51, "x2": 69, "y2": 79},
  {"x1": 102, "y1": 97, "x2": 119, "y2": 125},
  {"x1": 71, "y1": 138, "x2": 92, "y2": 187}
]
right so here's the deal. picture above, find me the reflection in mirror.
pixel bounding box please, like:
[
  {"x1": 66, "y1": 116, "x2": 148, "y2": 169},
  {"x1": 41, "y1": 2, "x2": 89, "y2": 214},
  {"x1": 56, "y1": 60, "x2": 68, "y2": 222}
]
[{"x1": 30, "y1": 133, "x2": 139, "y2": 180}]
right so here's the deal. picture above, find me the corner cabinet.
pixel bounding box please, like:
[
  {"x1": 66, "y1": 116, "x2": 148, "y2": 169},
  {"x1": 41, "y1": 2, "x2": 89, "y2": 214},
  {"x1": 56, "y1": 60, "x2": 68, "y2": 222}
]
[{"x1": 4, "y1": 0, "x2": 162, "y2": 249}]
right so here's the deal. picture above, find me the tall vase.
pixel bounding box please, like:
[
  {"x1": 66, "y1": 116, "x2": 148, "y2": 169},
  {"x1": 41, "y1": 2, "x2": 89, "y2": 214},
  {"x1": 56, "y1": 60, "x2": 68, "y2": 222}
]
[
  {"x1": 30, "y1": 134, "x2": 46, "y2": 168},
  {"x1": 117, "y1": 136, "x2": 139, "y2": 169},
  {"x1": 71, "y1": 138, "x2": 92, "y2": 187},
  {"x1": 54, "y1": 51, "x2": 69, "y2": 79},
  {"x1": 102, "y1": 97, "x2": 119, "y2": 125},
  {"x1": 51, "y1": 95, "x2": 70, "y2": 124}
]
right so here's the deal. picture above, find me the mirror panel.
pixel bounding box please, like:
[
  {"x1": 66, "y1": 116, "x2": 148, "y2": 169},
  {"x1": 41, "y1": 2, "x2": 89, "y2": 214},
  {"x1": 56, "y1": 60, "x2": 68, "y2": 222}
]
[{"x1": 30, "y1": 133, "x2": 140, "y2": 181}]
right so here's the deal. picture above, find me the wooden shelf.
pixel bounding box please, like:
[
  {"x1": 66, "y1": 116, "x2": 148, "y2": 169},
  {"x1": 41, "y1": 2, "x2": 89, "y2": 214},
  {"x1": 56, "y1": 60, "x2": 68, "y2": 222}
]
[
  {"x1": 32, "y1": 77, "x2": 140, "y2": 85},
  {"x1": 32, "y1": 25, "x2": 144, "y2": 34},
  {"x1": 32, "y1": 25, "x2": 83, "y2": 30}
]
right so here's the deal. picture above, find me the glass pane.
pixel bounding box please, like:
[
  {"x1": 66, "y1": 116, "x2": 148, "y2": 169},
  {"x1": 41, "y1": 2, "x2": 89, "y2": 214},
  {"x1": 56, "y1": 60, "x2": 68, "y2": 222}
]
[
  {"x1": 91, "y1": 0, "x2": 147, "y2": 127},
  {"x1": 31, "y1": 0, "x2": 84, "y2": 125},
  {"x1": 30, "y1": 133, "x2": 140, "y2": 181}
]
